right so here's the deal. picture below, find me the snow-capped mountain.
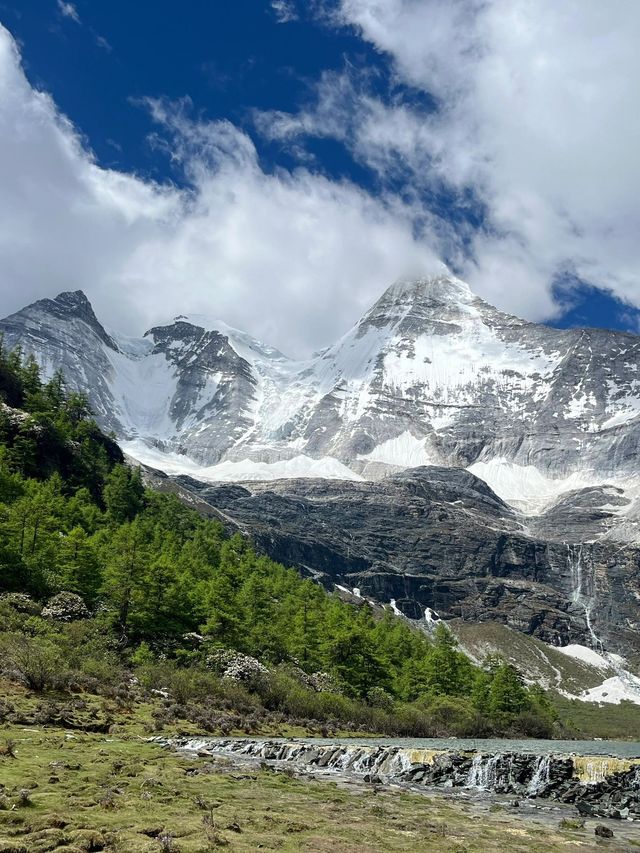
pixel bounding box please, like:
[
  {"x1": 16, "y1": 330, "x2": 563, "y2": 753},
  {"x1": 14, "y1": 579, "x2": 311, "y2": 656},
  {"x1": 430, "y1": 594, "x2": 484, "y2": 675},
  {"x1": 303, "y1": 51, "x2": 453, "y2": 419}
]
[
  {"x1": 3, "y1": 275, "x2": 640, "y2": 530},
  {"x1": 5, "y1": 277, "x2": 640, "y2": 672}
]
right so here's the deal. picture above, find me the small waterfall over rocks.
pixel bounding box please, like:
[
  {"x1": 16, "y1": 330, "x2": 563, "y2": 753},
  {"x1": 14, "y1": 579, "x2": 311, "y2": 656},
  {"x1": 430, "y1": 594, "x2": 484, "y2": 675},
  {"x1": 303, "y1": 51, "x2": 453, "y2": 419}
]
[
  {"x1": 167, "y1": 738, "x2": 569, "y2": 795},
  {"x1": 465, "y1": 753, "x2": 560, "y2": 795},
  {"x1": 527, "y1": 754, "x2": 551, "y2": 795},
  {"x1": 158, "y1": 737, "x2": 640, "y2": 819}
]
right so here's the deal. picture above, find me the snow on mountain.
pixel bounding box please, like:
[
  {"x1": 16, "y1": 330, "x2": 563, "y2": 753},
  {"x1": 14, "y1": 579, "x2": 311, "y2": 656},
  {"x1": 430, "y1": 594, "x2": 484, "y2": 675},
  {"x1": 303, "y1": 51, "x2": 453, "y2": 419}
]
[
  {"x1": 3, "y1": 276, "x2": 640, "y2": 539},
  {"x1": 121, "y1": 438, "x2": 363, "y2": 483}
]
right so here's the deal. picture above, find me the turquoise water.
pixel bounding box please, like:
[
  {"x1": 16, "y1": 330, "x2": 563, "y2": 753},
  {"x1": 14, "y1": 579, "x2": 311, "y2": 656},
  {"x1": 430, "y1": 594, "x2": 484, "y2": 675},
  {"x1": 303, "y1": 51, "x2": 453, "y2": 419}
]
[{"x1": 293, "y1": 736, "x2": 640, "y2": 758}]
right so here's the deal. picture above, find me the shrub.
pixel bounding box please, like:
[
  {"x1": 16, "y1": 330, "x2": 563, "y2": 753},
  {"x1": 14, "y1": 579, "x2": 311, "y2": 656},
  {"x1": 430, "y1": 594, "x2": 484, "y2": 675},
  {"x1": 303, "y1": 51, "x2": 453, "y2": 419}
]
[
  {"x1": 137, "y1": 660, "x2": 225, "y2": 705},
  {"x1": 42, "y1": 591, "x2": 90, "y2": 622},
  {"x1": 422, "y1": 695, "x2": 479, "y2": 736},
  {"x1": 367, "y1": 687, "x2": 395, "y2": 712},
  {"x1": 0, "y1": 632, "x2": 69, "y2": 691},
  {"x1": 0, "y1": 592, "x2": 41, "y2": 615},
  {"x1": 509, "y1": 709, "x2": 555, "y2": 739}
]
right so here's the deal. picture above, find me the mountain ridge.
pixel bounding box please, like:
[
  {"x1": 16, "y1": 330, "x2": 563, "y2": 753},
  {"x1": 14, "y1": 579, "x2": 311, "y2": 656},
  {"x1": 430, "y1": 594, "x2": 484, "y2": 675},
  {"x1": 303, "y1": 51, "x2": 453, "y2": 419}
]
[{"x1": 3, "y1": 275, "x2": 640, "y2": 524}]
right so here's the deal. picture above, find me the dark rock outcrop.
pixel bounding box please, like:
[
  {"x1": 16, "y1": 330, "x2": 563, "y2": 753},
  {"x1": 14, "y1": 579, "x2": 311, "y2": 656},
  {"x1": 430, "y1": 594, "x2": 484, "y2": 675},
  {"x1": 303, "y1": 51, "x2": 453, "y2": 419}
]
[
  {"x1": 171, "y1": 467, "x2": 640, "y2": 657},
  {"x1": 550, "y1": 765, "x2": 640, "y2": 821}
]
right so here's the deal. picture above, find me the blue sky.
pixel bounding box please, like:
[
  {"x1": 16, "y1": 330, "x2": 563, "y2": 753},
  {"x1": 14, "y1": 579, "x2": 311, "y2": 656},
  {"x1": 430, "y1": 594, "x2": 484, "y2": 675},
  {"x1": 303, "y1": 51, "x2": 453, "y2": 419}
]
[
  {"x1": 0, "y1": 0, "x2": 639, "y2": 353},
  {"x1": 3, "y1": 2, "x2": 362, "y2": 178}
]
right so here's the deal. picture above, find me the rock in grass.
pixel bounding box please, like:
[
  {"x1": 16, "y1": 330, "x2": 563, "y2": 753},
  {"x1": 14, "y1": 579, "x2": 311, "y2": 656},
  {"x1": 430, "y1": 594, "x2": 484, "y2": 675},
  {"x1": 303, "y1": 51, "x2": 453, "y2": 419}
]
[{"x1": 42, "y1": 592, "x2": 89, "y2": 621}]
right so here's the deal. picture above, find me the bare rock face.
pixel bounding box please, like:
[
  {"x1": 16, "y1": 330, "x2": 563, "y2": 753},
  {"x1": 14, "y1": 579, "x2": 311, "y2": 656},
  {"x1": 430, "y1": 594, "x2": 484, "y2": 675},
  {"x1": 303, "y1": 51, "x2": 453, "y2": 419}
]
[
  {"x1": 3, "y1": 276, "x2": 640, "y2": 495},
  {"x1": 169, "y1": 466, "x2": 640, "y2": 660}
]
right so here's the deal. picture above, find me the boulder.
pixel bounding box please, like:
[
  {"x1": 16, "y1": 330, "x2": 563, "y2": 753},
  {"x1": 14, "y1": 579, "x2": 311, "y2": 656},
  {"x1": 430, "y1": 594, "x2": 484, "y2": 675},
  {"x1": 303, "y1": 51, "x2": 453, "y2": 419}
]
[
  {"x1": 594, "y1": 824, "x2": 614, "y2": 838},
  {"x1": 42, "y1": 592, "x2": 89, "y2": 621},
  {"x1": 206, "y1": 649, "x2": 269, "y2": 687}
]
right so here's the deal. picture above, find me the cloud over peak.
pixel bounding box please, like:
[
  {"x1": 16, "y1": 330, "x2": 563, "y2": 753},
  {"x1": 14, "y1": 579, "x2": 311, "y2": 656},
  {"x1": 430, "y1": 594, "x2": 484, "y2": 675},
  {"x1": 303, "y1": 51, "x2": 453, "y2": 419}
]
[
  {"x1": 2, "y1": 1, "x2": 639, "y2": 352},
  {"x1": 273, "y1": 0, "x2": 640, "y2": 319},
  {"x1": 0, "y1": 24, "x2": 439, "y2": 356}
]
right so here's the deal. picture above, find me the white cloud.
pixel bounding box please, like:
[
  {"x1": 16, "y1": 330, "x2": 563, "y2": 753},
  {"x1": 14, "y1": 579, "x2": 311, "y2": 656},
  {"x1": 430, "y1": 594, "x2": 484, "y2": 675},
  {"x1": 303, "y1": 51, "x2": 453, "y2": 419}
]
[
  {"x1": 270, "y1": 0, "x2": 298, "y2": 23},
  {"x1": 0, "y1": 24, "x2": 440, "y2": 357},
  {"x1": 279, "y1": 0, "x2": 640, "y2": 319},
  {"x1": 57, "y1": 1, "x2": 81, "y2": 23},
  {"x1": 95, "y1": 34, "x2": 112, "y2": 52},
  {"x1": 7, "y1": 2, "x2": 636, "y2": 356}
]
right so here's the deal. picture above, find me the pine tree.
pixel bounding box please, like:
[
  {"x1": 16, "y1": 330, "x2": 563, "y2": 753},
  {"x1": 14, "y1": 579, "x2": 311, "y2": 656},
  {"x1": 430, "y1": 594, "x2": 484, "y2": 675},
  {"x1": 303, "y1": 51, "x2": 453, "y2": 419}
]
[
  {"x1": 421, "y1": 624, "x2": 474, "y2": 697},
  {"x1": 58, "y1": 526, "x2": 101, "y2": 602},
  {"x1": 487, "y1": 662, "x2": 529, "y2": 723},
  {"x1": 101, "y1": 519, "x2": 149, "y2": 639},
  {"x1": 103, "y1": 465, "x2": 145, "y2": 523},
  {"x1": 324, "y1": 626, "x2": 390, "y2": 697},
  {"x1": 45, "y1": 371, "x2": 66, "y2": 409},
  {"x1": 289, "y1": 581, "x2": 324, "y2": 670}
]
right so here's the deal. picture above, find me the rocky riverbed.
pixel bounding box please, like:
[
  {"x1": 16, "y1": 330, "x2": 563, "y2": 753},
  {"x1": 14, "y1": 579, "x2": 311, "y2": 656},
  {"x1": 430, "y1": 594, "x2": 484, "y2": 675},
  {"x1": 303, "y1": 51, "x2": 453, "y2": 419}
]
[{"x1": 160, "y1": 737, "x2": 640, "y2": 822}]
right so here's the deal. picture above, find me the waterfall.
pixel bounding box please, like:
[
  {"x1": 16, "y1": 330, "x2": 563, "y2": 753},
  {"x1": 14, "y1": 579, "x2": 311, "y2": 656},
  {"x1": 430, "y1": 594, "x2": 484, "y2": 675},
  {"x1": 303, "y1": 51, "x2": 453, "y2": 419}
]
[
  {"x1": 566, "y1": 543, "x2": 602, "y2": 650},
  {"x1": 467, "y1": 754, "x2": 487, "y2": 788},
  {"x1": 573, "y1": 756, "x2": 637, "y2": 784},
  {"x1": 466, "y1": 754, "x2": 502, "y2": 789},
  {"x1": 564, "y1": 546, "x2": 640, "y2": 703},
  {"x1": 527, "y1": 755, "x2": 551, "y2": 794},
  {"x1": 157, "y1": 737, "x2": 639, "y2": 819}
]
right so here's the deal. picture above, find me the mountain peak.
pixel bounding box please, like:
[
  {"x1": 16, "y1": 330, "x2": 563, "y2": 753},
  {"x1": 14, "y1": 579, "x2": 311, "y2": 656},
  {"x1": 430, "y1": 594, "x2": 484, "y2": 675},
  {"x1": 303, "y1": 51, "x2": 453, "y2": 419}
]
[
  {"x1": 146, "y1": 313, "x2": 290, "y2": 364},
  {"x1": 54, "y1": 289, "x2": 92, "y2": 309},
  {"x1": 384, "y1": 273, "x2": 473, "y2": 303},
  {"x1": 25, "y1": 290, "x2": 119, "y2": 350},
  {"x1": 359, "y1": 273, "x2": 477, "y2": 334}
]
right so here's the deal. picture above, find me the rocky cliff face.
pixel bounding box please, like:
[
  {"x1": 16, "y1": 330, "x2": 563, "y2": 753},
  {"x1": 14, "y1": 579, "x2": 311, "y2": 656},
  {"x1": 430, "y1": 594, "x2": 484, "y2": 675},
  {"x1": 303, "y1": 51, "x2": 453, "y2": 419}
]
[{"x1": 161, "y1": 466, "x2": 640, "y2": 664}]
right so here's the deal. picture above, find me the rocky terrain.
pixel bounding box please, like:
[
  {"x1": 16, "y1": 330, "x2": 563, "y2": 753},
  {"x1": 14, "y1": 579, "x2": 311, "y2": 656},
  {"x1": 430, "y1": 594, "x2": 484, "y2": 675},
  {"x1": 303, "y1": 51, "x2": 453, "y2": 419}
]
[
  {"x1": 5, "y1": 277, "x2": 640, "y2": 544},
  {"x1": 168, "y1": 737, "x2": 640, "y2": 822},
  {"x1": 3, "y1": 276, "x2": 640, "y2": 512},
  {"x1": 138, "y1": 464, "x2": 640, "y2": 674}
]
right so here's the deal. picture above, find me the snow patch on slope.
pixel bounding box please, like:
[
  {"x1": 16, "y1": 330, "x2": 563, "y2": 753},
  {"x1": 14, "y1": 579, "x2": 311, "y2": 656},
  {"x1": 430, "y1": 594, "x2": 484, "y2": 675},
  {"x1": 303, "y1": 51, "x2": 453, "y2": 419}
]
[
  {"x1": 554, "y1": 643, "x2": 640, "y2": 705},
  {"x1": 468, "y1": 458, "x2": 595, "y2": 515},
  {"x1": 579, "y1": 675, "x2": 640, "y2": 706},
  {"x1": 122, "y1": 439, "x2": 362, "y2": 483},
  {"x1": 106, "y1": 346, "x2": 178, "y2": 438},
  {"x1": 554, "y1": 644, "x2": 612, "y2": 670},
  {"x1": 359, "y1": 431, "x2": 436, "y2": 468}
]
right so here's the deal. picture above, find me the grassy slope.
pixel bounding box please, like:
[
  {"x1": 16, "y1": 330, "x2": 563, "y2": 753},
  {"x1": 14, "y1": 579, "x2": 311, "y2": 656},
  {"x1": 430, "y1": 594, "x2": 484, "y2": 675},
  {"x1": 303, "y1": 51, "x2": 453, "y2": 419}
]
[
  {"x1": 451, "y1": 620, "x2": 612, "y2": 694},
  {"x1": 1, "y1": 681, "x2": 638, "y2": 852},
  {"x1": 452, "y1": 620, "x2": 640, "y2": 739}
]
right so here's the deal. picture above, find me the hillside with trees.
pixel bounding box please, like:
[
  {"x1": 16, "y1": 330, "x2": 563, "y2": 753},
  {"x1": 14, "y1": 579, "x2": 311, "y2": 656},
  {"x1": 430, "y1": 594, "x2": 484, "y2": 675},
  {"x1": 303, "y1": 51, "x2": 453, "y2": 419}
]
[{"x1": 0, "y1": 341, "x2": 558, "y2": 738}]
